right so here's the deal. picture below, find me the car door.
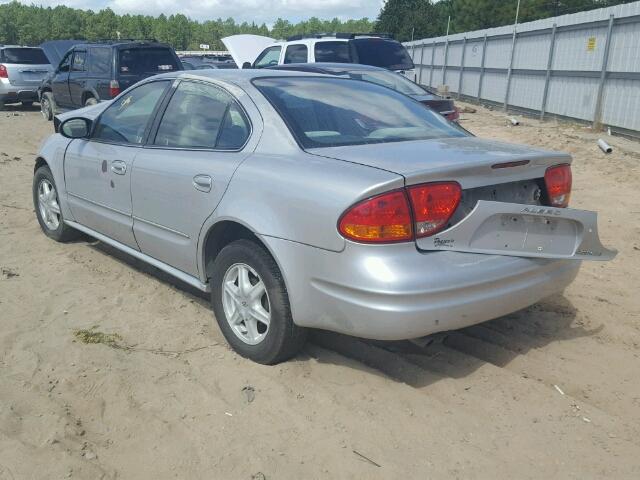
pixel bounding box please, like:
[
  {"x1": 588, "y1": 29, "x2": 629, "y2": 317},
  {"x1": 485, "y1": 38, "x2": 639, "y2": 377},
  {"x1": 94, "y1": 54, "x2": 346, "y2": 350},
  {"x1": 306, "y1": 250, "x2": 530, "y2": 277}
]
[
  {"x1": 64, "y1": 80, "x2": 171, "y2": 249},
  {"x1": 131, "y1": 80, "x2": 256, "y2": 276},
  {"x1": 51, "y1": 51, "x2": 73, "y2": 107},
  {"x1": 68, "y1": 50, "x2": 87, "y2": 107}
]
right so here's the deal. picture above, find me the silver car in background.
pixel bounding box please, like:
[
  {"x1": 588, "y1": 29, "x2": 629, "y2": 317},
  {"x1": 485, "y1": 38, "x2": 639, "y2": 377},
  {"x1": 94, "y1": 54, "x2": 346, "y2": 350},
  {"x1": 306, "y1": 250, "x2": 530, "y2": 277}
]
[
  {"x1": 32, "y1": 70, "x2": 615, "y2": 364},
  {"x1": 0, "y1": 45, "x2": 52, "y2": 110}
]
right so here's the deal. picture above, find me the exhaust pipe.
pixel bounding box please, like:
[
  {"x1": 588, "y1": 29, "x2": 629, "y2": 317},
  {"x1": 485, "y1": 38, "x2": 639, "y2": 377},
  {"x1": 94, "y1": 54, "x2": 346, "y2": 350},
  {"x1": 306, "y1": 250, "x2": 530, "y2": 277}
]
[{"x1": 597, "y1": 139, "x2": 613, "y2": 154}]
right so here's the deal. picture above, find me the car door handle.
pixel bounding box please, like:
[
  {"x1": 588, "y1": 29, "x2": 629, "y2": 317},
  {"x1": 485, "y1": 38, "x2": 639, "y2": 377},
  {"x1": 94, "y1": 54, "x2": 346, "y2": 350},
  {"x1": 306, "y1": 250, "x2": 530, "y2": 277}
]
[
  {"x1": 193, "y1": 174, "x2": 212, "y2": 193},
  {"x1": 111, "y1": 160, "x2": 127, "y2": 175}
]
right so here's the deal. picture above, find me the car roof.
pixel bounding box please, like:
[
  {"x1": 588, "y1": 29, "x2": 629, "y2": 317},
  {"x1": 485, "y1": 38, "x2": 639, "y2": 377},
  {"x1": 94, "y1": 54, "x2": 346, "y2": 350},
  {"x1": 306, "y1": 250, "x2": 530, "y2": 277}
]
[
  {"x1": 149, "y1": 68, "x2": 335, "y2": 88},
  {"x1": 269, "y1": 62, "x2": 389, "y2": 74},
  {"x1": 74, "y1": 40, "x2": 173, "y2": 49}
]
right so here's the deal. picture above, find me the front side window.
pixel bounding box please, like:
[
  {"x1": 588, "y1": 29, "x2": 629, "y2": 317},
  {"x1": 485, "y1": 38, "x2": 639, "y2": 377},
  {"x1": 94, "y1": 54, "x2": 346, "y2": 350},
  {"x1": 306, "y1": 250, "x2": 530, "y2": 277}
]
[
  {"x1": 58, "y1": 52, "x2": 72, "y2": 72},
  {"x1": 254, "y1": 77, "x2": 466, "y2": 149},
  {"x1": 284, "y1": 44, "x2": 308, "y2": 64},
  {"x1": 314, "y1": 41, "x2": 351, "y2": 63},
  {"x1": 89, "y1": 48, "x2": 111, "y2": 75},
  {"x1": 72, "y1": 51, "x2": 86, "y2": 72},
  {"x1": 92, "y1": 81, "x2": 169, "y2": 145},
  {"x1": 254, "y1": 46, "x2": 281, "y2": 68},
  {"x1": 154, "y1": 81, "x2": 249, "y2": 150}
]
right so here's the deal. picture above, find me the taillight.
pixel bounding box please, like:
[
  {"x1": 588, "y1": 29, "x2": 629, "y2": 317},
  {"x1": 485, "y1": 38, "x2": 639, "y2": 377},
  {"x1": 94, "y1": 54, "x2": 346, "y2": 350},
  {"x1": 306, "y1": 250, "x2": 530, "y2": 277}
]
[
  {"x1": 338, "y1": 190, "x2": 413, "y2": 243},
  {"x1": 407, "y1": 182, "x2": 462, "y2": 238},
  {"x1": 0, "y1": 64, "x2": 8, "y2": 79},
  {"x1": 445, "y1": 107, "x2": 460, "y2": 122},
  {"x1": 109, "y1": 80, "x2": 120, "y2": 98},
  {"x1": 544, "y1": 164, "x2": 572, "y2": 208}
]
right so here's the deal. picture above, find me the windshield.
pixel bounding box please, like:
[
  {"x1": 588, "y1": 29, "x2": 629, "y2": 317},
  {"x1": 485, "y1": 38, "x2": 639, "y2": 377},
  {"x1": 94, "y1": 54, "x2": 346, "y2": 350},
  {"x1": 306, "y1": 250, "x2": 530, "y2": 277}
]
[
  {"x1": 118, "y1": 48, "x2": 179, "y2": 75},
  {"x1": 345, "y1": 70, "x2": 427, "y2": 96},
  {"x1": 254, "y1": 77, "x2": 466, "y2": 149},
  {"x1": 352, "y1": 38, "x2": 414, "y2": 71},
  {"x1": 1, "y1": 48, "x2": 49, "y2": 65}
]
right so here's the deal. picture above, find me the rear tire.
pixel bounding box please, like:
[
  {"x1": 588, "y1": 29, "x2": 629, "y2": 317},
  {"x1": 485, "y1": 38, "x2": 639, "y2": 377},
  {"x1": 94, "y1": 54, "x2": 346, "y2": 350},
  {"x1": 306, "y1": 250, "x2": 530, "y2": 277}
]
[
  {"x1": 84, "y1": 96, "x2": 98, "y2": 106},
  {"x1": 210, "y1": 239, "x2": 307, "y2": 364},
  {"x1": 40, "y1": 92, "x2": 54, "y2": 121},
  {"x1": 33, "y1": 165, "x2": 81, "y2": 242}
]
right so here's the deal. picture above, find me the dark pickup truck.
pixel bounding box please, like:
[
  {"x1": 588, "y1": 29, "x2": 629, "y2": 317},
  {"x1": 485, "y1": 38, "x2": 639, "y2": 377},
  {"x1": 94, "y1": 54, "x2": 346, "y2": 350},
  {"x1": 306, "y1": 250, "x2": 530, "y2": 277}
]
[{"x1": 39, "y1": 40, "x2": 182, "y2": 120}]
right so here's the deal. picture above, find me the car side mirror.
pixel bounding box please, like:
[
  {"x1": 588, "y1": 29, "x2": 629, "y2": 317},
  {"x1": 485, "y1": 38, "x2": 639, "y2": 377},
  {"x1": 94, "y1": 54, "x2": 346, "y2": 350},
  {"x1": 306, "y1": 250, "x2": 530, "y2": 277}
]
[
  {"x1": 60, "y1": 118, "x2": 92, "y2": 139},
  {"x1": 242, "y1": 62, "x2": 253, "y2": 69}
]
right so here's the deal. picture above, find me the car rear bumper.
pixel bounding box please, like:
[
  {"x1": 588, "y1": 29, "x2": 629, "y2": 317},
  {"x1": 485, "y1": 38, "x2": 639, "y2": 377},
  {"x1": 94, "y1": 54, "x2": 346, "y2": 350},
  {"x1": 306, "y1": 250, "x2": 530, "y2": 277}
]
[
  {"x1": 262, "y1": 236, "x2": 581, "y2": 340},
  {"x1": 0, "y1": 81, "x2": 39, "y2": 103}
]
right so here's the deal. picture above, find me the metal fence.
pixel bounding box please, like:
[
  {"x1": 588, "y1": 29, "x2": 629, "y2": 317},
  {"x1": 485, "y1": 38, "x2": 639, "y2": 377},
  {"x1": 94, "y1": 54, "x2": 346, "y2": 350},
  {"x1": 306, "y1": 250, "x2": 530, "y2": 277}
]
[{"x1": 404, "y1": 1, "x2": 640, "y2": 135}]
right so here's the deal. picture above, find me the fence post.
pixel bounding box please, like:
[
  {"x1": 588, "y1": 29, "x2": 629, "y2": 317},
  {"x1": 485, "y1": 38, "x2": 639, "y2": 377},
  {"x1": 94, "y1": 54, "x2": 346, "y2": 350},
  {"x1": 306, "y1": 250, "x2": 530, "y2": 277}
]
[
  {"x1": 477, "y1": 34, "x2": 487, "y2": 101},
  {"x1": 411, "y1": 41, "x2": 417, "y2": 82},
  {"x1": 457, "y1": 37, "x2": 467, "y2": 98},
  {"x1": 592, "y1": 14, "x2": 615, "y2": 129},
  {"x1": 429, "y1": 41, "x2": 436, "y2": 87},
  {"x1": 504, "y1": 29, "x2": 519, "y2": 111},
  {"x1": 540, "y1": 24, "x2": 557, "y2": 120},
  {"x1": 418, "y1": 41, "x2": 426, "y2": 85},
  {"x1": 442, "y1": 38, "x2": 450, "y2": 86}
]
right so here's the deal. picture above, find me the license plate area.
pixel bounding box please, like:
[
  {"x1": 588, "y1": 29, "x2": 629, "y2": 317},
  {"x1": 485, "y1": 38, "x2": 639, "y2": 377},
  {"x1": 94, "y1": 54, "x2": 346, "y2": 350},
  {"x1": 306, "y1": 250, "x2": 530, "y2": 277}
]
[{"x1": 417, "y1": 200, "x2": 616, "y2": 261}]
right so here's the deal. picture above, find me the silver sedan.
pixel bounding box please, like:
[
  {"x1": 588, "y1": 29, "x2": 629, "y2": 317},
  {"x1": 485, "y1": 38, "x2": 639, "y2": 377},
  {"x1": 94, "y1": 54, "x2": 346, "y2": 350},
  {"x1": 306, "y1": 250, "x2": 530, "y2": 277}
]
[{"x1": 33, "y1": 70, "x2": 615, "y2": 364}]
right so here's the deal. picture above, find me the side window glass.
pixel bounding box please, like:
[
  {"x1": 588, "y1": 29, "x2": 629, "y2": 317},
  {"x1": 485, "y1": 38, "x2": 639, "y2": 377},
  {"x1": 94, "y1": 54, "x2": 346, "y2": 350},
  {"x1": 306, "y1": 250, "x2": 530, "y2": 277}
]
[
  {"x1": 89, "y1": 48, "x2": 111, "y2": 75},
  {"x1": 58, "y1": 52, "x2": 72, "y2": 72},
  {"x1": 93, "y1": 81, "x2": 169, "y2": 145},
  {"x1": 72, "y1": 51, "x2": 86, "y2": 72},
  {"x1": 284, "y1": 44, "x2": 308, "y2": 64},
  {"x1": 254, "y1": 46, "x2": 281, "y2": 68},
  {"x1": 154, "y1": 81, "x2": 249, "y2": 150},
  {"x1": 314, "y1": 41, "x2": 351, "y2": 63}
]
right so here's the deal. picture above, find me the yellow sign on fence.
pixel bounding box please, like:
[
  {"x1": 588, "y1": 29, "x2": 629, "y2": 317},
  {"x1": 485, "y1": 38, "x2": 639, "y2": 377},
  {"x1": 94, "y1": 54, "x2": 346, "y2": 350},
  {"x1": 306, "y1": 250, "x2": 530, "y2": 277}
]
[{"x1": 587, "y1": 36, "x2": 597, "y2": 51}]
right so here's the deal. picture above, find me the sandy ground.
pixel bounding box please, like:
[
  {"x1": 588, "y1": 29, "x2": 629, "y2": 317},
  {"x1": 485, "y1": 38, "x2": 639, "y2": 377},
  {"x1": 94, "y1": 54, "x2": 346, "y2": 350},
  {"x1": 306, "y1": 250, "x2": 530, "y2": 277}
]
[{"x1": 0, "y1": 101, "x2": 639, "y2": 480}]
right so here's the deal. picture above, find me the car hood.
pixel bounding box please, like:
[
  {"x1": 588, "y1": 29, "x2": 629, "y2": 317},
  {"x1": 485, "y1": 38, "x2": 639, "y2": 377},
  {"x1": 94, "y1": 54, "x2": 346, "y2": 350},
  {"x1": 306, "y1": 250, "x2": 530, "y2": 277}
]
[
  {"x1": 222, "y1": 34, "x2": 275, "y2": 67},
  {"x1": 307, "y1": 137, "x2": 571, "y2": 188},
  {"x1": 39, "y1": 40, "x2": 83, "y2": 66}
]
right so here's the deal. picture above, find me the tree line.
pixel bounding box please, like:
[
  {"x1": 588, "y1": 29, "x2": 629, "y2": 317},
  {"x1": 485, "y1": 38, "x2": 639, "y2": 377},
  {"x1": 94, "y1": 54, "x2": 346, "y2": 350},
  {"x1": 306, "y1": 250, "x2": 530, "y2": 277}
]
[
  {"x1": 0, "y1": 0, "x2": 636, "y2": 50},
  {"x1": 0, "y1": 2, "x2": 374, "y2": 49},
  {"x1": 377, "y1": 0, "x2": 637, "y2": 41}
]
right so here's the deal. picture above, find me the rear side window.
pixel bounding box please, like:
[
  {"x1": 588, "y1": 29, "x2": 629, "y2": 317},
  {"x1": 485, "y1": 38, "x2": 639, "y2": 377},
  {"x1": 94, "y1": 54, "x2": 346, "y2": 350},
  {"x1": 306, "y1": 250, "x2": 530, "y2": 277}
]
[
  {"x1": 72, "y1": 51, "x2": 86, "y2": 72},
  {"x1": 254, "y1": 46, "x2": 281, "y2": 68},
  {"x1": 351, "y1": 39, "x2": 414, "y2": 71},
  {"x1": 284, "y1": 45, "x2": 308, "y2": 64},
  {"x1": 154, "y1": 81, "x2": 250, "y2": 150},
  {"x1": 93, "y1": 81, "x2": 169, "y2": 145},
  {"x1": 89, "y1": 48, "x2": 111, "y2": 75},
  {"x1": 314, "y1": 41, "x2": 351, "y2": 63},
  {"x1": 0, "y1": 48, "x2": 49, "y2": 65},
  {"x1": 118, "y1": 48, "x2": 178, "y2": 75}
]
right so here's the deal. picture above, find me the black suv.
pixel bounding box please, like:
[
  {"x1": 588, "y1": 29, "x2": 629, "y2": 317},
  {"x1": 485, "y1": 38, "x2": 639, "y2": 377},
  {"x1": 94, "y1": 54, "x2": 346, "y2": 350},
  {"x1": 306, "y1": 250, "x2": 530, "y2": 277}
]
[{"x1": 39, "y1": 40, "x2": 182, "y2": 120}]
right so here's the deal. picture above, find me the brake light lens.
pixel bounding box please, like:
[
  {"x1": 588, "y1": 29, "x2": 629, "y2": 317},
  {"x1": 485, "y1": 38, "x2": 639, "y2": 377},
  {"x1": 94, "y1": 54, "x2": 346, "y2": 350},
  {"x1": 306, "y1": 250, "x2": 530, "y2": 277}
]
[
  {"x1": 338, "y1": 190, "x2": 413, "y2": 243},
  {"x1": 109, "y1": 80, "x2": 120, "y2": 98},
  {"x1": 544, "y1": 164, "x2": 572, "y2": 208},
  {"x1": 0, "y1": 64, "x2": 8, "y2": 79},
  {"x1": 408, "y1": 182, "x2": 462, "y2": 237}
]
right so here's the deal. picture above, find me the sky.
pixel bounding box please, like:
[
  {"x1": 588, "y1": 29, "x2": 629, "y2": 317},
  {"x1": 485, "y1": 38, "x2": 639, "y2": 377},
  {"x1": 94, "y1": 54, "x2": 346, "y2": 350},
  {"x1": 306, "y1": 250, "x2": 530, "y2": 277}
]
[{"x1": 1, "y1": 0, "x2": 385, "y2": 24}]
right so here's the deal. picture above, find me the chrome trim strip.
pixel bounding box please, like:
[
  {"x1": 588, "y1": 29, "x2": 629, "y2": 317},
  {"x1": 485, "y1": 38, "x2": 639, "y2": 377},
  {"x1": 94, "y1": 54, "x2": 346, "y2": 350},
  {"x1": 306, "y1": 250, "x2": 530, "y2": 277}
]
[
  {"x1": 67, "y1": 191, "x2": 130, "y2": 217},
  {"x1": 133, "y1": 215, "x2": 190, "y2": 239},
  {"x1": 64, "y1": 220, "x2": 209, "y2": 292}
]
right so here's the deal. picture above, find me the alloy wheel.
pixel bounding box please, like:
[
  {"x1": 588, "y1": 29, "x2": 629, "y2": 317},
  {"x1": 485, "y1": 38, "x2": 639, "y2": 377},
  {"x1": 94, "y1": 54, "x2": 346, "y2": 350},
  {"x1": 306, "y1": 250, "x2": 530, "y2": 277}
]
[
  {"x1": 37, "y1": 179, "x2": 61, "y2": 230},
  {"x1": 222, "y1": 263, "x2": 271, "y2": 345}
]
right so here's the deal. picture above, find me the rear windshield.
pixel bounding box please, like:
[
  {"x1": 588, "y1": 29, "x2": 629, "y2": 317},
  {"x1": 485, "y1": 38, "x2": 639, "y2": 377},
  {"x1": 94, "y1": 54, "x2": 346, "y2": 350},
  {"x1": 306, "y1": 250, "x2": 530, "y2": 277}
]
[
  {"x1": 352, "y1": 39, "x2": 414, "y2": 71},
  {"x1": 254, "y1": 77, "x2": 465, "y2": 149},
  {"x1": 345, "y1": 70, "x2": 426, "y2": 96},
  {"x1": 118, "y1": 48, "x2": 179, "y2": 75},
  {"x1": 1, "y1": 48, "x2": 49, "y2": 65}
]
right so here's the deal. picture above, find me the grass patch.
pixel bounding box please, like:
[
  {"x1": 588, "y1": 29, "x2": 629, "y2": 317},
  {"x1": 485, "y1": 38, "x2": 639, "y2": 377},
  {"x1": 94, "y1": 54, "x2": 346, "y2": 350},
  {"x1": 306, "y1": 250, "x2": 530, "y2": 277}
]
[{"x1": 74, "y1": 328, "x2": 124, "y2": 349}]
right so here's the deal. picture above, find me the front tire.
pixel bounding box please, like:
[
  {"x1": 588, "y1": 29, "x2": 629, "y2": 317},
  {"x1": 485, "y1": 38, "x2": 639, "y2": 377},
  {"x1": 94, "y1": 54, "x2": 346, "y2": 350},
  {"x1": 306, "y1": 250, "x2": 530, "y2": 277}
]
[
  {"x1": 33, "y1": 166, "x2": 80, "y2": 242},
  {"x1": 210, "y1": 239, "x2": 306, "y2": 364},
  {"x1": 40, "y1": 92, "x2": 54, "y2": 121}
]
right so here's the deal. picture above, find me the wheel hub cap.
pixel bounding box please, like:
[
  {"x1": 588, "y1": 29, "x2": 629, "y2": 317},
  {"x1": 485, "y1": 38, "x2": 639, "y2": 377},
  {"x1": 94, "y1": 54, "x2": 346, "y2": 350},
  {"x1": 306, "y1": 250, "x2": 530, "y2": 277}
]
[
  {"x1": 37, "y1": 179, "x2": 61, "y2": 230},
  {"x1": 222, "y1": 263, "x2": 271, "y2": 345}
]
